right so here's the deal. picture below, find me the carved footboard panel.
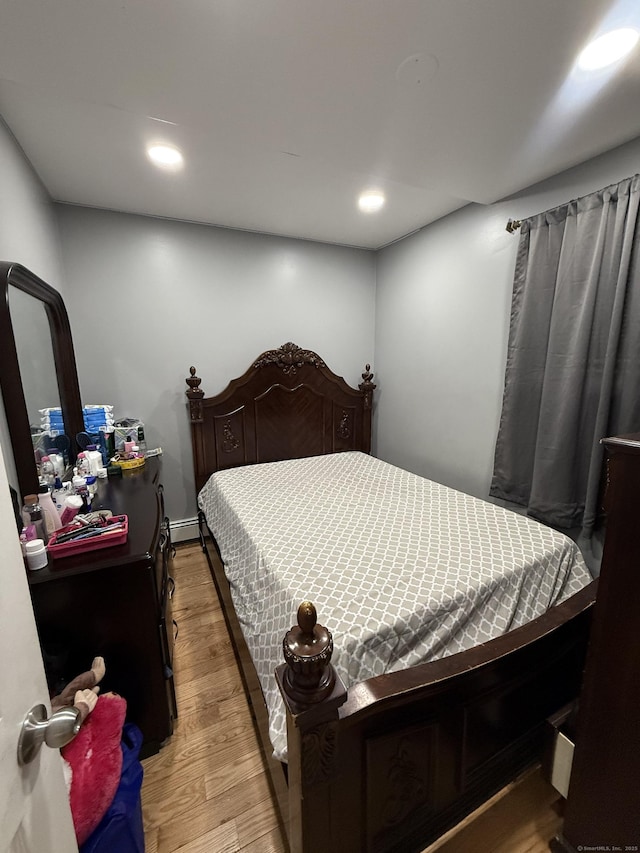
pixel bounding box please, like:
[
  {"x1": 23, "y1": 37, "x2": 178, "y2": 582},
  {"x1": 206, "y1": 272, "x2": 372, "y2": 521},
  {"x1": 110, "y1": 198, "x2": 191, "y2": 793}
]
[{"x1": 277, "y1": 584, "x2": 596, "y2": 853}]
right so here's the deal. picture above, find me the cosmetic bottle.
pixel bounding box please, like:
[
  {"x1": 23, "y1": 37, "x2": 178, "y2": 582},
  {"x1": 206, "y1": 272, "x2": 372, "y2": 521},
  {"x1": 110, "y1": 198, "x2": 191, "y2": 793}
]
[
  {"x1": 46, "y1": 449, "x2": 65, "y2": 479},
  {"x1": 99, "y1": 429, "x2": 116, "y2": 466},
  {"x1": 85, "y1": 444, "x2": 103, "y2": 477},
  {"x1": 60, "y1": 494, "x2": 83, "y2": 525},
  {"x1": 85, "y1": 475, "x2": 98, "y2": 498},
  {"x1": 38, "y1": 484, "x2": 62, "y2": 536},
  {"x1": 52, "y1": 481, "x2": 70, "y2": 515},
  {"x1": 76, "y1": 452, "x2": 90, "y2": 477},
  {"x1": 21, "y1": 495, "x2": 48, "y2": 544},
  {"x1": 40, "y1": 456, "x2": 56, "y2": 488},
  {"x1": 136, "y1": 425, "x2": 147, "y2": 455}
]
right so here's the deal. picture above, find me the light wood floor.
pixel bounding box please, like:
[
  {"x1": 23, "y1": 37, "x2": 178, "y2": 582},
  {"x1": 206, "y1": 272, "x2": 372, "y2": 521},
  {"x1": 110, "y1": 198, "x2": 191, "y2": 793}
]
[{"x1": 141, "y1": 542, "x2": 563, "y2": 853}]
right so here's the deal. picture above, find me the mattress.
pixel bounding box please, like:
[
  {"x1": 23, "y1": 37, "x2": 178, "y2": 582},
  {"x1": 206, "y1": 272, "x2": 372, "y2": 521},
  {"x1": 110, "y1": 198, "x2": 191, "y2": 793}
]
[{"x1": 198, "y1": 451, "x2": 592, "y2": 762}]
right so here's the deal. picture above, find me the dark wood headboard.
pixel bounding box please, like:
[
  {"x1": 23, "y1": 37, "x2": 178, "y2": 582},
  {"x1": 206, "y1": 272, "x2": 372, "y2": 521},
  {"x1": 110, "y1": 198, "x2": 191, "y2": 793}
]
[{"x1": 185, "y1": 342, "x2": 376, "y2": 493}]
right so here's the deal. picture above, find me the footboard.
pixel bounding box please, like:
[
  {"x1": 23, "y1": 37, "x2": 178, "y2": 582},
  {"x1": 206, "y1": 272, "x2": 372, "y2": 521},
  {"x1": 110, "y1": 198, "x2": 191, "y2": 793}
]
[{"x1": 277, "y1": 584, "x2": 596, "y2": 853}]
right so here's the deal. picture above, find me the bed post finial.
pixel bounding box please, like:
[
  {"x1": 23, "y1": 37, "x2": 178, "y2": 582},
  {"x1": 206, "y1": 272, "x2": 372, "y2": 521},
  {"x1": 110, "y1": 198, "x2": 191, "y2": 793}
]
[
  {"x1": 280, "y1": 601, "x2": 339, "y2": 706},
  {"x1": 185, "y1": 366, "x2": 204, "y2": 423},
  {"x1": 359, "y1": 363, "x2": 376, "y2": 410},
  {"x1": 276, "y1": 604, "x2": 348, "y2": 852}
]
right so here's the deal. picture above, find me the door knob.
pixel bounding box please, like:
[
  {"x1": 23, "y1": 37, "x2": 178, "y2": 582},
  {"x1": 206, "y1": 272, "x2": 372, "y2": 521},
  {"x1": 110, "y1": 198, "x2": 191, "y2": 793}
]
[{"x1": 17, "y1": 703, "x2": 82, "y2": 766}]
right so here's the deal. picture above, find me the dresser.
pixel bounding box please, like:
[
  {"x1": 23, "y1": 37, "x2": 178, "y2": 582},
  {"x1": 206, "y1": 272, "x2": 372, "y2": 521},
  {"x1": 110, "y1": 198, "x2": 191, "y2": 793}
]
[
  {"x1": 28, "y1": 457, "x2": 177, "y2": 758},
  {"x1": 551, "y1": 434, "x2": 640, "y2": 851}
]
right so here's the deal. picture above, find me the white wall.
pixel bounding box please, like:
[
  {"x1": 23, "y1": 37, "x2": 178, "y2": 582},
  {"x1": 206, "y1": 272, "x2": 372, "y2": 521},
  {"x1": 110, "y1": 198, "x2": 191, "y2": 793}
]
[
  {"x1": 0, "y1": 118, "x2": 64, "y2": 288},
  {"x1": 0, "y1": 117, "x2": 65, "y2": 493},
  {"x1": 374, "y1": 135, "x2": 640, "y2": 500},
  {"x1": 56, "y1": 205, "x2": 376, "y2": 523}
]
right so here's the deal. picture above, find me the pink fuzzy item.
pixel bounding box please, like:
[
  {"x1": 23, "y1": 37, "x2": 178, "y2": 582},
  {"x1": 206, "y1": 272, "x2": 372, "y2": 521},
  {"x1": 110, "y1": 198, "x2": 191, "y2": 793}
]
[{"x1": 61, "y1": 692, "x2": 127, "y2": 846}]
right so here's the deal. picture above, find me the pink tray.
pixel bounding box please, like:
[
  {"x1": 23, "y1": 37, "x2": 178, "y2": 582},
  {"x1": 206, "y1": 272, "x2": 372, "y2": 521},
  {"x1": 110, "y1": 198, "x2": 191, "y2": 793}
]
[{"x1": 47, "y1": 515, "x2": 128, "y2": 558}]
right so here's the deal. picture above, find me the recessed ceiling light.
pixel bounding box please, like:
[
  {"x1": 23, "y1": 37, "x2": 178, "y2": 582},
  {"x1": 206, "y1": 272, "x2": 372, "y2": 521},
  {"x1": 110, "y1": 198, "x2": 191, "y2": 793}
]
[
  {"x1": 577, "y1": 28, "x2": 639, "y2": 71},
  {"x1": 146, "y1": 143, "x2": 184, "y2": 170},
  {"x1": 358, "y1": 190, "x2": 386, "y2": 213}
]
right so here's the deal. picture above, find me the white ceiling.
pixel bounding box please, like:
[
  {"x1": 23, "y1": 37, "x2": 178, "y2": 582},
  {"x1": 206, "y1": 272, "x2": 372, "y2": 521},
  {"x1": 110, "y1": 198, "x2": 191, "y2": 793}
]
[{"x1": 1, "y1": 0, "x2": 640, "y2": 249}]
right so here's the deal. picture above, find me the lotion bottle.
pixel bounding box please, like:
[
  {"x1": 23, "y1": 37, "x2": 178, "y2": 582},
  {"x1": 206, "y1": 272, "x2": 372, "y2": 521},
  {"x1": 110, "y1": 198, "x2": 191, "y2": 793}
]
[
  {"x1": 85, "y1": 445, "x2": 103, "y2": 477},
  {"x1": 38, "y1": 484, "x2": 62, "y2": 536}
]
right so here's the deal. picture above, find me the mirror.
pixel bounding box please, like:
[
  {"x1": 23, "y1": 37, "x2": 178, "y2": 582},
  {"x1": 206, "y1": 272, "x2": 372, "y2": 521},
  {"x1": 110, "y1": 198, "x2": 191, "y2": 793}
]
[
  {"x1": 10, "y1": 287, "x2": 62, "y2": 426},
  {"x1": 0, "y1": 262, "x2": 84, "y2": 500}
]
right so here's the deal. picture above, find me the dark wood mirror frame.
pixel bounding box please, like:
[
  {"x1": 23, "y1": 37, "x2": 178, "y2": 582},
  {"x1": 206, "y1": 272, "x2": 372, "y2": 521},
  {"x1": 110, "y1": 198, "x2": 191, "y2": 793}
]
[{"x1": 0, "y1": 261, "x2": 84, "y2": 500}]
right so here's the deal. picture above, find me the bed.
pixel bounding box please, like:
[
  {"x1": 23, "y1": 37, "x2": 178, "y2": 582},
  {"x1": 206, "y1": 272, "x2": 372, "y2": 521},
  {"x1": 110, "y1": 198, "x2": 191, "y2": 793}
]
[{"x1": 185, "y1": 342, "x2": 597, "y2": 853}]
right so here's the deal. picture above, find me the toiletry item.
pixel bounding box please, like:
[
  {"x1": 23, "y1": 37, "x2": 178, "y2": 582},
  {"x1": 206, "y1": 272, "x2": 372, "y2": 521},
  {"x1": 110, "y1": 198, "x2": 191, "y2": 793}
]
[
  {"x1": 46, "y1": 449, "x2": 65, "y2": 479},
  {"x1": 76, "y1": 451, "x2": 90, "y2": 477},
  {"x1": 97, "y1": 433, "x2": 108, "y2": 466},
  {"x1": 124, "y1": 441, "x2": 135, "y2": 457},
  {"x1": 136, "y1": 425, "x2": 147, "y2": 455},
  {"x1": 25, "y1": 538, "x2": 48, "y2": 570},
  {"x1": 85, "y1": 475, "x2": 98, "y2": 498},
  {"x1": 85, "y1": 444, "x2": 103, "y2": 477},
  {"x1": 52, "y1": 481, "x2": 71, "y2": 515},
  {"x1": 72, "y1": 474, "x2": 86, "y2": 491},
  {"x1": 97, "y1": 467, "x2": 108, "y2": 478},
  {"x1": 98, "y1": 428, "x2": 115, "y2": 466},
  {"x1": 21, "y1": 495, "x2": 48, "y2": 544},
  {"x1": 40, "y1": 455, "x2": 56, "y2": 488},
  {"x1": 38, "y1": 485, "x2": 62, "y2": 535},
  {"x1": 60, "y1": 495, "x2": 83, "y2": 525}
]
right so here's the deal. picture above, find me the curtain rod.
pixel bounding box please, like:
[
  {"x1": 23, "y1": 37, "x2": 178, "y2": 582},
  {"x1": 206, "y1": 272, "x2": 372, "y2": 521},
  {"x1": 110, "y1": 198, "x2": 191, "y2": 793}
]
[{"x1": 505, "y1": 218, "x2": 522, "y2": 234}]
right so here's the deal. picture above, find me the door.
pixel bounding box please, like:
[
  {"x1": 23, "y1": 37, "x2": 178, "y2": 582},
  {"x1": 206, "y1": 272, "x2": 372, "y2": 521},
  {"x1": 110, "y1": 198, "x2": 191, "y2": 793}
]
[{"x1": 0, "y1": 438, "x2": 77, "y2": 853}]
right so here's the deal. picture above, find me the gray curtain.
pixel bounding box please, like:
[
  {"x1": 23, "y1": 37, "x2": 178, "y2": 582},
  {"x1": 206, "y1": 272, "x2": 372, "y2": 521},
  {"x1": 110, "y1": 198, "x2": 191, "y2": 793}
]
[{"x1": 491, "y1": 174, "x2": 640, "y2": 534}]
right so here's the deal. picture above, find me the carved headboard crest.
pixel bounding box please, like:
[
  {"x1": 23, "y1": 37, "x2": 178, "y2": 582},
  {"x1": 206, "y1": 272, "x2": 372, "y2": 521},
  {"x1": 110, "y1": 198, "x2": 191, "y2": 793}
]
[
  {"x1": 253, "y1": 342, "x2": 326, "y2": 375},
  {"x1": 185, "y1": 344, "x2": 374, "y2": 490}
]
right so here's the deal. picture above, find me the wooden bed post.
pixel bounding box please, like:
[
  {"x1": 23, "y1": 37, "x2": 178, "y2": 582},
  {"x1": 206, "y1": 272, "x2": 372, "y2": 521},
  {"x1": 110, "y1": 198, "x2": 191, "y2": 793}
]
[
  {"x1": 358, "y1": 364, "x2": 376, "y2": 453},
  {"x1": 185, "y1": 367, "x2": 207, "y2": 492},
  {"x1": 275, "y1": 602, "x2": 347, "y2": 853}
]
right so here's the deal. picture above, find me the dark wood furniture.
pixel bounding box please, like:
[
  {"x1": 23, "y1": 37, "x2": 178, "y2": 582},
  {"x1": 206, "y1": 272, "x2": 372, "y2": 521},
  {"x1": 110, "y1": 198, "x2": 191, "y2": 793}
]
[
  {"x1": 185, "y1": 343, "x2": 597, "y2": 853},
  {"x1": 185, "y1": 341, "x2": 375, "y2": 493},
  {"x1": 28, "y1": 457, "x2": 177, "y2": 759},
  {"x1": 551, "y1": 434, "x2": 640, "y2": 852},
  {"x1": 0, "y1": 262, "x2": 85, "y2": 498}
]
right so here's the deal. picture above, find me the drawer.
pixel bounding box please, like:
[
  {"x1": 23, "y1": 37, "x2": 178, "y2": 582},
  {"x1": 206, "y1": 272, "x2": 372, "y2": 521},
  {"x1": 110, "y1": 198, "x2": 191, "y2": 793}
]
[{"x1": 162, "y1": 574, "x2": 176, "y2": 667}]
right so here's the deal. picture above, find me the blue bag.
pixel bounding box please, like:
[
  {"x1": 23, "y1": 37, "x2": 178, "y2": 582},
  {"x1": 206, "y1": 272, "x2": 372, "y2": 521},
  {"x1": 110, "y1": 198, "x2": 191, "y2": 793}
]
[{"x1": 80, "y1": 723, "x2": 145, "y2": 853}]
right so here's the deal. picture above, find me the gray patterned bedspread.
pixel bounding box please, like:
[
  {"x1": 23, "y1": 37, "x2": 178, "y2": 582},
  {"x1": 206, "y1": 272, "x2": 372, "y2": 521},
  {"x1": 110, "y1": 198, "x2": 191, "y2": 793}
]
[{"x1": 198, "y1": 451, "x2": 591, "y2": 762}]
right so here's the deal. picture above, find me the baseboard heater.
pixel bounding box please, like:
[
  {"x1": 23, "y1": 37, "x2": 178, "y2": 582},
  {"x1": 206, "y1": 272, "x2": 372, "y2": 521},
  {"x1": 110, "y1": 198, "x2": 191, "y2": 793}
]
[{"x1": 169, "y1": 517, "x2": 199, "y2": 543}]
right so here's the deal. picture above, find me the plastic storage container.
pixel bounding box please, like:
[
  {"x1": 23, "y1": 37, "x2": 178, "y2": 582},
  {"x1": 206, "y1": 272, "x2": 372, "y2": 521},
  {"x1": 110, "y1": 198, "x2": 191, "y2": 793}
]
[
  {"x1": 25, "y1": 539, "x2": 48, "y2": 570},
  {"x1": 47, "y1": 515, "x2": 128, "y2": 558}
]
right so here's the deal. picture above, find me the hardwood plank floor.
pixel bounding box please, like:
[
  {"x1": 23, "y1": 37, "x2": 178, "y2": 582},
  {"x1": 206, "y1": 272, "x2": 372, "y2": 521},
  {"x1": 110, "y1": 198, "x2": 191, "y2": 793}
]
[
  {"x1": 141, "y1": 542, "x2": 287, "y2": 853},
  {"x1": 141, "y1": 542, "x2": 564, "y2": 853}
]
